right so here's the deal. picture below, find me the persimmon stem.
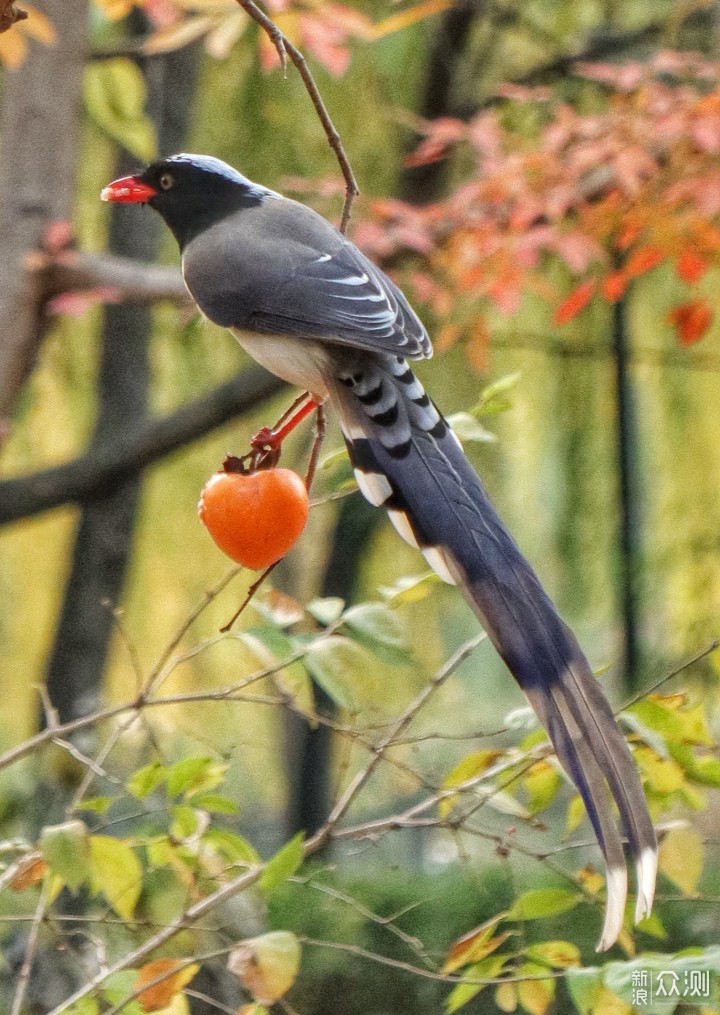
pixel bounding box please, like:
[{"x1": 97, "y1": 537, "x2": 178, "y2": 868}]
[{"x1": 219, "y1": 560, "x2": 280, "y2": 633}]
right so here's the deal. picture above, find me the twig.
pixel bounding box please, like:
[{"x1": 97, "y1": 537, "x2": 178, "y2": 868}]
[
  {"x1": 235, "y1": 0, "x2": 359, "y2": 232},
  {"x1": 620, "y1": 638, "x2": 720, "y2": 710},
  {"x1": 220, "y1": 560, "x2": 280, "y2": 632},
  {"x1": 308, "y1": 632, "x2": 487, "y2": 847},
  {"x1": 11, "y1": 880, "x2": 50, "y2": 1015}
]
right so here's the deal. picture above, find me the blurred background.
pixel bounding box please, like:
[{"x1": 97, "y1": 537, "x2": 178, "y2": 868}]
[{"x1": 1, "y1": 0, "x2": 720, "y2": 1011}]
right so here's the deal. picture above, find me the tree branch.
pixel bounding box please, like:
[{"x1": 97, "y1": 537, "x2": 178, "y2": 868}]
[
  {"x1": 40, "y1": 250, "x2": 190, "y2": 305},
  {"x1": 0, "y1": 365, "x2": 285, "y2": 524},
  {"x1": 235, "y1": 0, "x2": 359, "y2": 232}
]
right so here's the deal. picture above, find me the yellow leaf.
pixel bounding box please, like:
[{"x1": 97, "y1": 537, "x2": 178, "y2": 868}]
[
  {"x1": 565, "y1": 794, "x2": 587, "y2": 835},
  {"x1": 371, "y1": 0, "x2": 455, "y2": 38},
  {"x1": 523, "y1": 759, "x2": 561, "y2": 814},
  {"x1": 136, "y1": 958, "x2": 199, "y2": 1012},
  {"x1": 635, "y1": 746, "x2": 686, "y2": 794},
  {"x1": 89, "y1": 834, "x2": 142, "y2": 920},
  {"x1": 676, "y1": 702, "x2": 713, "y2": 746},
  {"x1": 0, "y1": 25, "x2": 26, "y2": 66},
  {"x1": 143, "y1": 15, "x2": 215, "y2": 55},
  {"x1": 228, "y1": 931, "x2": 301, "y2": 1005},
  {"x1": 525, "y1": 940, "x2": 581, "y2": 969},
  {"x1": 496, "y1": 981, "x2": 517, "y2": 1012},
  {"x1": 21, "y1": 5, "x2": 56, "y2": 43},
  {"x1": 9, "y1": 853, "x2": 48, "y2": 891},
  {"x1": 576, "y1": 866, "x2": 605, "y2": 896},
  {"x1": 659, "y1": 825, "x2": 704, "y2": 896},
  {"x1": 93, "y1": 0, "x2": 136, "y2": 19},
  {"x1": 517, "y1": 964, "x2": 555, "y2": 1015},
  {"x1": 442, "y1": 925, "x2": 510, "y2": 974},
  {"x1": 440, "y1": 749, "x2": 503, "y2": 818},
  {"x1": 594, "y1": 985, "x2": 632, "y2": 1015}
]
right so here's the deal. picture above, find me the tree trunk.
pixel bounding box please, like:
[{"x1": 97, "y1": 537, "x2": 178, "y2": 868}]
[
  {"x1": 45, "y1": 36, "x2": 201, "y2": 722},
  {"x1": 0, "y1": 0, "x2": 88, "y2": 440}
]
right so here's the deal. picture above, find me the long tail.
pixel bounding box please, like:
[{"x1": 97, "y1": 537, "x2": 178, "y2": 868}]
[{"x1": 327, "y1": 352, "x2": 657, "y2": 950}]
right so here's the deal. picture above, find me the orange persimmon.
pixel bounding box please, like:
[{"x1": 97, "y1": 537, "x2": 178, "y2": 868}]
[{"x1": 198, "y1": 466, "x2": 309, "y2": 569}]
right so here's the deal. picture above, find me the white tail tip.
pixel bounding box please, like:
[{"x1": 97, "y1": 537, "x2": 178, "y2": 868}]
[
  {"x1": 597, "y1": 864, "x2": 628, "y2": 952},
  {"x1": 634, "y1": 845, "x2": 658, "y2": 924}
]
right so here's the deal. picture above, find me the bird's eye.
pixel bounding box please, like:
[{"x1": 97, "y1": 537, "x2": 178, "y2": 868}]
[{"x1": 159, "y1": 173, "x2": 174, "y2": 191}]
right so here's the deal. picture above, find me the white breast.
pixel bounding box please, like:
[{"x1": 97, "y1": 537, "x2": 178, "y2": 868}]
[{"x1": 229, "y1": 328, "x2": 331, "y2": 400}]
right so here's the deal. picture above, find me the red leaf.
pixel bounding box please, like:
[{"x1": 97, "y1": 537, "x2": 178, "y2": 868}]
[
  {"x1": 624, "y1": 245, "x2": 665, "y2": 279},
  {"x1": 554, "y1": 279, "x2": 595, "y2": 325},
  {"x1": 668, "y1": 300, "x2": 713, "y2": 346},
  {"x1": 601, "y1": 271, "x2": 627, "y2": 302},
  {"x1": 676, "y1": 248, "x2": 709, "y2": 284}
]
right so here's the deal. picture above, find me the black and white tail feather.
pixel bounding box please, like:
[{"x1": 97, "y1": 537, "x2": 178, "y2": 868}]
[
  {"x1": 117, "y1": 153, "x2": 659, "y2": 952},
  {"x1": 328, "y1": 353, "x2": 657, "y2": 951}
]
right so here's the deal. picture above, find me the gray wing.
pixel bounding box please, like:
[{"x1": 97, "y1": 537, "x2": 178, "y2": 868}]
[
  {"x1": 183, "y1": 197, "x2": 431, "y2": 361},
  {"x1": 250, "y1": 232, "x2": 431, "y2": 360}
]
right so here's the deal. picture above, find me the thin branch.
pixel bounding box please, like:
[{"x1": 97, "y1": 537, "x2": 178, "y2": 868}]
[
  {"x1": 40, "y1": 250, "x2": 190, "y2": 305},
  {"x1": 620, "y1": 638, "x2": 720, "y2": 710},
  {"x1": 0, "y1": 365, "x2": 285, "y2": 524},
  {"x1": 307, "y1": 632, "x2": 487, "y2": 848},
  {"x1": 235, "y1": 0, "x2": 359, "y2": 231},
  {"x1": 11, "y1": 880, "x2": 50, "y2": 1015}
]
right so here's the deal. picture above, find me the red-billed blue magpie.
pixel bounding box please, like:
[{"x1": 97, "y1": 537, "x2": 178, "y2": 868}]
[{"x1": 102, "y1": 153, "x2": 656, "y2": 948}]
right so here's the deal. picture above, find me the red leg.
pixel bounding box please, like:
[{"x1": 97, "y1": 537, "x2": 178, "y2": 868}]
[
  {"x1": 304, "y1": 402, "x2": 326, "y2": 492},
  {"x1": 251, "y1": 392, "x2": 320, "y2": 451}
]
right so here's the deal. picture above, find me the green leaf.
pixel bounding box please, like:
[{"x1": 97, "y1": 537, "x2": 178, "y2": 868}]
[
  {"x1": 378, "y1": 570, "x2": 442, "y2": 604},
  {"x1": 127, "y1": 761, "x2": 167, "y2": 799},
  {"x1": 565, "y1": 967, "x2": 602, "y2": 1015},
  {"x1": 40, "y1": 820, "x2": 90, "y2": 893},
  {"x1": 65, "y1": 999, "x2": 100, "y2": 1015},
  {"x1": 203, "y1": 828, "x2": 261, "y2": 866},
  {"x1": 167, "y1": 756, "x2": 226, "y2": 798},
  {"x1": 445, "y1": 954, "x2": 507, "y2": 1013},
  {"x1": 307, "y1": 596, "x2": 345, "y2": 626},
  {"x1": 506, "y1": 887, "x2": 581, "y2": 921},
  {"x1": 446, "y1": 411, "x2": 497, "y2": 443},
  {"x1": 89, "y1": 835, "x2": 142, "y2": 920},
  {"x1": 102, "y1": 971, "x2": 144, "y2": 1014},
  {"x1": 260, "y1": 832, "x2": 304, "y2": 894},
  {"x1": 170, "y1": 805, "x2": 205, "y2": 841},
  {"x1": 74, "y1": 796, "x2": 114, "y2": 815},
  {"x1": 472, "y1": 372, "x2": 521, "y2": 416},
  {"x1": 191, "y1": 792, "x2": 238, "y2": 814},
  {"x1": 342, "y1": 602, "x2": 411, "y2": 665},
  {"x1": 84, "y1": 58, "x2": 157, "y2": 161},
  {"x1": 304, "y1": 635, "x2": 377, "y2": 711},
  {"x1": 669, "y1": 742, "x2": 720, "y2": 786},
  {"x1": 243, "y1": 627, "x2": 315, "y2": 721}
]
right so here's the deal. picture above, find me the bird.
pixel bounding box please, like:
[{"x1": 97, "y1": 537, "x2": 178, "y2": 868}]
[{"x1": 101, "y1": 153, "x2": 656, "y2": 949}]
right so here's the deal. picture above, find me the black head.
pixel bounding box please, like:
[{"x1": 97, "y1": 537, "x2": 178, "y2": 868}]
[{"x1": 101, "y1": 153, "x2": 277, "y2": 248}]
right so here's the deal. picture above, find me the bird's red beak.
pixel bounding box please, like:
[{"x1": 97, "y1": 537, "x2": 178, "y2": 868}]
[{"x1": 100, "y1": 175, "x2": 157, "y2": 204}]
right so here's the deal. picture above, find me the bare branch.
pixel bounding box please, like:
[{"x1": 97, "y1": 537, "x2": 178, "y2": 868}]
[
  {"x1": 235, "y1": 0, "x2": 359, "y2": 232},
  {"x1": 0, "y1": 365, "x2": 285, "y2": 524},
  {"x1": 41, "y1": 250, "x2": 190, "y2": 305}
]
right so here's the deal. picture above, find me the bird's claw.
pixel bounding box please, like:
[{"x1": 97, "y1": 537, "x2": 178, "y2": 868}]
[{"x1": 250, "y1": 425, "x2": 281, "y2": 450}]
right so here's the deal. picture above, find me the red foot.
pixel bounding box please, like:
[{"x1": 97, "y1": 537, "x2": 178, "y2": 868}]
[
  {"x1": 250, "y1": 425, "x2": 280, "y2": 450},
  {"x1": 250, "y1": 395, "x2": 320, "y2": 453}
]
